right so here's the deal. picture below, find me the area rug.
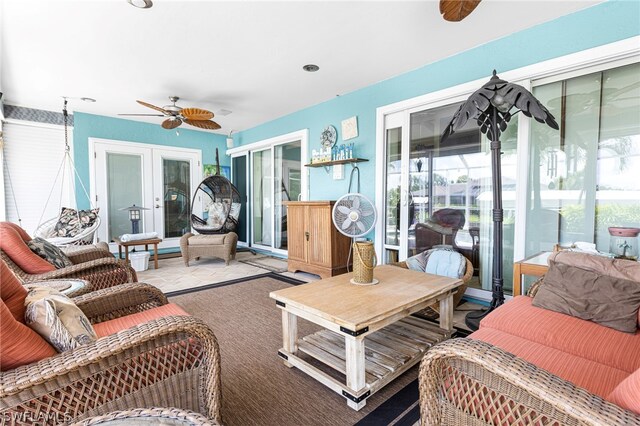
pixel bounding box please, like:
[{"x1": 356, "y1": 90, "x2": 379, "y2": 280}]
[
  {"x1": 168, "y1": 273, "x2": 421, "y2": 426},
  {"x1": 237, "y1": 253, "x2": 289, "y2": 272}
]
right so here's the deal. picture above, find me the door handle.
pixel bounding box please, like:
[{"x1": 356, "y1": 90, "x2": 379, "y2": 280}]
[
  {"x1": 155, "y1": 204, "x2": 162, "y2": 209},
  {"x1": 305, "y1": 232, "x2": 310, "y2": 241}
]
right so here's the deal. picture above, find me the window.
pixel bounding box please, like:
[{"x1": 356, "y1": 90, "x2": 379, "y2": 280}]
[{"x1": 526, "y1": 62, "x2": 640, "y2": 255}]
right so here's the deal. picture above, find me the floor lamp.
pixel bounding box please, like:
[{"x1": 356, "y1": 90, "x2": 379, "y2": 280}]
[{"x1": 441, "y1": 70, "x2": 559, "y2": 331}]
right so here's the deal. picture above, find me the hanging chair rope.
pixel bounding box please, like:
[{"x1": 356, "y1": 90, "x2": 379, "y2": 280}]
[{"x1": 36, "y1": 98, "x2": 94, "y2": 229}]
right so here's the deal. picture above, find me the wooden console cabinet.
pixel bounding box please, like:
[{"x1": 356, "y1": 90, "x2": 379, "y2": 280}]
[{"x1": 285, "y1": 201, "x2": 352, "y2": 278}]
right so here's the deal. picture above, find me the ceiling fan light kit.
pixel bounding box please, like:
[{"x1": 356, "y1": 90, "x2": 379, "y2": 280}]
[
  {"x1": 119, "y1": 96, "x2": 221, "y2": 131},
  {"x1": 127, "y1": 0, "x2": 153, "y2": 9}
]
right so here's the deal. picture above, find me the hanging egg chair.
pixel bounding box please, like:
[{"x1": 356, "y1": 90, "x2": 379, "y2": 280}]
[{"x1": 190, "y1": 149, "x2": 241, "y2": 234}]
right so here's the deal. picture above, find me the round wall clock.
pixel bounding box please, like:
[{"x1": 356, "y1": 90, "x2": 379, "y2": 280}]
[{"x1": 320, "y1": 125, "x2": 337, "y2": 148}]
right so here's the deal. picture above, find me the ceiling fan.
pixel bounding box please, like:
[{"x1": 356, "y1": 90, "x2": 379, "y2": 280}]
[
  {"x1": 119, "y1": 96, "x2": 221, "y2": 130},
  {"x1": 440, "y1": 0, "x2": 482, "y2": 22}
]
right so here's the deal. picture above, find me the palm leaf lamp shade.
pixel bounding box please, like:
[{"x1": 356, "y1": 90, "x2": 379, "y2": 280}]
[{"x1": 441, "y1": 70, "x2": 559, "y2": 331}]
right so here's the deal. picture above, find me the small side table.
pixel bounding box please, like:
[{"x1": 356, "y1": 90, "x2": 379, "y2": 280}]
[
  {"x1": 512, "y1": 251, "x2": 551, "y2": 296},
  {"x1": 113, "y1": 237, "x2": 162, "y2": 269}
]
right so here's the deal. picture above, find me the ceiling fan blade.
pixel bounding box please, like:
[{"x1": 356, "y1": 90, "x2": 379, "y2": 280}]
[
  {"x1": 162, "y1": 118, "x2": 182, "y2": 129},
  {"x1": 185, "y1": 119, "x2": 221, "y2": 130},
  {"x1": 181, "y1": 107, "x2": 214, "y2": 120},
  {"x1": 118, "y1": 113, "x2": 166, "y2": 117},
  {"x1": 137, "y1": 100, "x2": 170, "y2": 115},
  {"x1": 439, "y1": 0, "x2": 481, "y2": 22}
]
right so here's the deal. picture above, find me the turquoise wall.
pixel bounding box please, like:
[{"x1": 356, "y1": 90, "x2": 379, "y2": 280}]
[
  {"x1": 235, "y1": 0, "x2": 640, "y2": 203},
  {"x1": 73, "y1": 112, "x2": 228, "y2": 209}
]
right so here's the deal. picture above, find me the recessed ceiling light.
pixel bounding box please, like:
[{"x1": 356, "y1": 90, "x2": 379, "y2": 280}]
[
  {"x1": 302, "y1": 64, "x2": 320, "y2": 72},
  {"x1": 80, "y1": 97, "x2": 96, "y2": 103},
  {"x1": 127, "y1": 0, "x2": 153, "y2": 9}
]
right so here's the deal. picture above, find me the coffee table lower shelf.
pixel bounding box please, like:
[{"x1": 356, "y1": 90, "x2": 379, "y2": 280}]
[{"x1": 278, "y1": 316, "x2": 450, "y2": 408}]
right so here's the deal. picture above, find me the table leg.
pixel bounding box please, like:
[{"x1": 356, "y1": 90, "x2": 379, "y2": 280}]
[
  {"x1": 153, "y1": 243, "x2": 159, "y2": 269},
  {"x1": 118, "y1": 245, "x2": 122, "y2": 261},
  {"x1": 439, "y1": 291, "x2": 454, "y2": 333},
  {"x1": 345, "y1": 336, "x2": 366, "y2": 410},
  {"x1": 513, "y1": 263, "x2": 522, "y2": 296},
  {"x1": 124, "y1": 247, "x2": 129, "y2": 264},
  {"x1": 282, "y1": 310, "x2": 297, "y2": 368}
]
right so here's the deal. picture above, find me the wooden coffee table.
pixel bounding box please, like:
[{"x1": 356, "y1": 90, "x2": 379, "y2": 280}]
[{"x1": 269, "y1": 264, "x2": 462, "y2": 410}]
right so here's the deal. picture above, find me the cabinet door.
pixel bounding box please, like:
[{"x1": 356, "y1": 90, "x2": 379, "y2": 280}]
[
  {"x1": 286, "y1": 204, "x2": 307, "y2": 263},
  {"x1": 307, "y1": 205, "x2": 333, "y2": 268}
]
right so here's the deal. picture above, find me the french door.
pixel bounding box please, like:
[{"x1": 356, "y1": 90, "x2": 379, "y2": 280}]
[{"x1": 91, "y1": 139, "x2": 201, "y2": 250}]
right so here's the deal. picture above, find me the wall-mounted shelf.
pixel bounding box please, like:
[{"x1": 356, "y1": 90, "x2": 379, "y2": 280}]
[{"x1": 304, "y1": 158, "x2": 368, "y2": 170}]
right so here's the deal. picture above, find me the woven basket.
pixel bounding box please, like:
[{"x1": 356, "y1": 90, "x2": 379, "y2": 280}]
[{"x1": 352, "y1": 241, "x2": 377, "y2": 284}]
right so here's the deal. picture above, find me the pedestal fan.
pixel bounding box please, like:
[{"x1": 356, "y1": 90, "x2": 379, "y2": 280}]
[{"x1": 331, "y1": 167, "x2": 378, "y2": 285}]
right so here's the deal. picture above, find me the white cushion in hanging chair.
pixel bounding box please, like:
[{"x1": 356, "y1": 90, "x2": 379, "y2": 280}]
[{"x1": 207, "y1": 202, "x2": 229, "y2": 229}]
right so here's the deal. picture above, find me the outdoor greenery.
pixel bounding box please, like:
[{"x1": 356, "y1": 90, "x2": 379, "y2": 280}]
[{"x1": 562, "y1": 203, "x2": 640, "y2": 232}]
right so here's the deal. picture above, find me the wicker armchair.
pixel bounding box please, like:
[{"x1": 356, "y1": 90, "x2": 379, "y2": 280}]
[
  {"x1": 0, "y1": 283, "x2": 223, "y2": 425},
  {"x1": 180, "y1": 232, "x2": 238, "y2": 266},
  {"x1": 418, "y1": 338, "x2": 639, "y2": 426},
  {"x1": 71, "y1": 407, "x2": 218, "y2": 425},
  {"x1": 391, "y1": 257, "x2": 473, "y2": 314},
  {"x1": 1, "y1": 250, "x2": 137, "y2": 295}
]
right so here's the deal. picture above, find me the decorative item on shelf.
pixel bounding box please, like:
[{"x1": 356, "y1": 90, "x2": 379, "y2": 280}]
[
  {"x1": 441, "y1": 70, "x2": 559, "y2": 331},
  {"x1": 608, "y1": 227, "x2": 639, "y2": 260},
  {"x1": 332, "y1": 143, "x2": 355, "y2": 161},
  {"x1": 341, "y1": 116, "x2": 358, "y2": 140},
  {"x1": 320, "y1": 125, "x2": 337, "y2": 149},
  {"x1": 120, "y1": 204, "x2": 150, "y2": 234}
]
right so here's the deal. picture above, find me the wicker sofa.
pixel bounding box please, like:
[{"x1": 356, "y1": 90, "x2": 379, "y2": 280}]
[
  {"x1": 0, "y1": 281, "x2": 222, "y2": 424},
  {"x1": 419, "y1": 252, "x2": 640, "y2": 426},
  {"x1": 0, "y1": 222, "x2": 136, "y2": 294}
]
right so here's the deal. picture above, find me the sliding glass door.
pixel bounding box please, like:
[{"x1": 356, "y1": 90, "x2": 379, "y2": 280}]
[
  {"x1": 382, "y1": 102, "x2": 520, "y2": 296},
  {"x1": 252, "y1": 148, "x2": 273, "y2": 249},
  {"x1": 248, "y1": 140, "x2": 302, "y2": 253},
  {"x1": 526, "y1": 62, "x2": 640, "y2": 256}
]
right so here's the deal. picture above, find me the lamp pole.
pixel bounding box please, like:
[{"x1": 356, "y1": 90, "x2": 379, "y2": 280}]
[{"x1": 441, "y1": 70, "x2": 559, "y2": 331}]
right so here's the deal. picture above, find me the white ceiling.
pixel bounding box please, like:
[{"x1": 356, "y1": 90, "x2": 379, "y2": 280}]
[{"x1": 1, "y1": 0, "x2": 600, "y2": 134}]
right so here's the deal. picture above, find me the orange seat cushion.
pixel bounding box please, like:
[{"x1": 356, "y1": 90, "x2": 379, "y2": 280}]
[
  {"x1": 0, "y1": 300, "x2": 56, "y2": 371},
  {"x1": 0, "y1": 222, "x2": 32, "y2": 242},
  {"x1": 480, "y1": 296, "x2": 640, "y2": 373},
  {"x1": 93, "y1": 303, "x2": 190, "y2": 337},
  {"x1": 0, "y1": 227, "x2": 55, "y2": 274},
  {"x1": 608, "y1": 368, "x2": 640, "y2": 415},
  {"x1": 470, "y1": 327, "x2": 629, "y2": 399},
  {"x1": 0, "y1": 261, "x2": 28, "y2": 321}
]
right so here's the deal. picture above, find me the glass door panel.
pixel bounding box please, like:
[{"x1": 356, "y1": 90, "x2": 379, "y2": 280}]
[
  {"x1": 106, "y1": 153, "x2": 144, "y2": 241},
  {"x1": 252, "y1": 148, "x2": 272, "y2": 247},
  {"x1": 403, "y1": 101, "x2": 519, "y2": 295},
  {"x1": 384, "y1": 127, "x2": 402, "y2": 263},
  {"x1": 274, "y1": 141, "x2": 301, "y2": 251},
  {"x1": 232, "y1": 155, "x2": 248, "y2": 244},
  {"x1": 527, "y1": 62, "x2": 640, "y2": 258},
  {"x1": 161, "y1": 158, "x2": 191, "y2": 238}
]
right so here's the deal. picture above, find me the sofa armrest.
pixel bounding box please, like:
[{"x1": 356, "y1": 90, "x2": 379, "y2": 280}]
[
  {"x1": 66, "y1": 246, "x2": 114, "y2": 264},
  {"x1": 0, "y1": 316, "x2": 222, "y2": 424},
  {"x1": 419, "y1": 338, "x2": 639, "y2": 426},
  {"x1": 73, "y1": 282, "x2": 168, "y2": 323}
]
